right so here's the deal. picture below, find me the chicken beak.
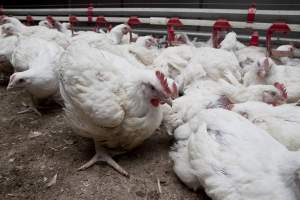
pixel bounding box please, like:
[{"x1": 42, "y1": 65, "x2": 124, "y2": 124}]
[
  {"x1": 257, "y1": 70, "x2": 266, "y2": 78},
  {"x1": 123, "y1": 26, "x2": 132, "y2": 35},
  {"x1": 165, "y1": 98, "x2": 172, "y2": 107},
  {"x1": 161, "y1": 96, "x2": 172, "y2": 107},
  {"x1": 150, "y1": 39, "x2": 158, "y2": 47},
  {"x1": 276, "y1": 97, "x2": 286, "y2": 105}
]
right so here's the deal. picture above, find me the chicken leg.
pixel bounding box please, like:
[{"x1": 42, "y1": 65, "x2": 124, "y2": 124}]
[
  {"x1": 77, "y1": 141, "x2": 129, "y2": 177},
  {"x1": 16, "y1": 94, "x2": 42, "y2": 116},
  {"x1": 17, "y1": 105, "x2": 42, "y2": 116}
]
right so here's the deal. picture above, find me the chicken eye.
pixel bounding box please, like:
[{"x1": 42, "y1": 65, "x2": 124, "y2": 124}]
[
  {"x1": 150, "y1": 85, "x2": 156, "y2": 91},
  {"x1": 239, "y1": 112, "x2": 249, "y2": 118},
  {"x1": 257, "y1": 61, "x2": 260, "y2": 66},
  {"x1": 18, "y1": 78, "x2": 25, "y2": 83},
  {"x1": 271, "y1": 91, "x2": 277, "y2": 96}
]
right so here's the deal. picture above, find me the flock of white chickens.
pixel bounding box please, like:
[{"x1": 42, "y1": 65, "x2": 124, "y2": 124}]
[{"x1": 1, "y1": 16, "x2": 300, "y2": 200}]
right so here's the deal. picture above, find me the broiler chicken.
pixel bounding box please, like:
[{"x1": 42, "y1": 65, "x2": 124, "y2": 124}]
[
  {"x1": 7, "y1": 37, "x2": 63, "y2": 115},
  {"x1": 121, "y1": 31, "x2": 139, "y2": 44},
  {"x1": 126, "y1": 35, "x2": 159, "y2": 66},
  {"x1": 58, "y1": 41, "x2": 177, "y2": 176},
  {"x1": 52, "y1": 20, "x2": 71, "y2": 36},
  {"x1": 162, "y1": 75, "x2": 286, "y2": 136},
  {"x1": 72, "y1": 24, "x2": 145, "y2": 67},
  {"x1": 170, "y1": 108, "x2": 300, "y2": 200},
  {"x1": 152, "y1": 45, "x2": 195, "y2": 79},
  {"x1": 172, "y1": 33, "x2": 194, "y2": 46},
  {"x1": 276, "y1": 45, "x2": 300, "y2": 67},
  {"x1": 176, "y1": 61, "x2": 287, "y2": 106},
  {"x1": 219, "y1": 31, "x2": 245, "y2": 52},
  {"x1": 235, "y1": 45, "x2": 266, "y2": 70},
  {"x1": 73, "y1": 24, "x2": 131, "y2": 46},
  {"x1": 243, "y1": 57, "x2": 300, "y2": 102},
  {"x1": 0, "y1": 34, "x2": 18, "y2": 61},
  {"x1": 38, "y1": 20, "x2": 53, "y2": 29},
  {"x1": 1, "y1": 17, "x2": 70, "y2": 48},
  {"x1": 94, "y1": 35, "x2": 159, "y2": 68},
  {"x1": 10, "y1": 36, "x2": 57, "y2": 72},
  {"x1": 187, "y1": 47, "x2": 242, "y2": 81},
  {"x1": 230, "y1": 101, "x2": 300, "y2": 151},
  {"x1": 219, "y1": 79, "x2": 287, "y2": 106}
]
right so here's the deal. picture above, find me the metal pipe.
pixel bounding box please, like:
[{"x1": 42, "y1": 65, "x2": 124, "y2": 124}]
[
  {"x1": 4, "y1": 8, "x2": 300, "y2": 18},
  {"x1": 15, "y1": 15, "x2": 300, "y2": 32}
]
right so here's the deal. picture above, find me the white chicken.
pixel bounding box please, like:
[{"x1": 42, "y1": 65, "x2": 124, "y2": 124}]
[
  {"x1": 219, "y1": 79, "x2": 287, "y2": 106},
  {"x1": 276, "y1": 45, "x2": 300, "y2": 67},
  {"x1": 121, "y1": 31, "x2": 139, "y2": 44},
  {"x1": 173, "y1": 33, "x2": 194, "y2": 46},
  {"x1": 176, "y1": 60, "x2": 287, "y2": 106},
  {"x1": 9, "y1": 35, "x2": 64, "y2": 72},
  {"x1": 72, "y1": 24, "x2": 143, "y2": 68},
  {"x1": 74, "y1": 24, "x2": 131, "y2": 46},
  {"x1": 0, "y1": 34, "x2": 18, "y2": 63},
  {"x1": 7, "y1": 37, "x2": 63, "y2": 114},
  {"x1": 38, "y1": 20, "x2": 53, "y2": 29},
  {"x1": 152, "y1": 45, "x2": 195, "y2": 79},
  {"x1": 1, "y1": 17, "x2": 70, "y2": 48},
  {"x1": 58, "y1": 41, "x2": 177, "y2": 176},
  {"x1": 91, "y1": 35, "x2": 158, "y2": 68},
  {"x1": 96, "y1": 35, "x2": 155, "y2": 69},
  {"x1": 219, "y1": 31, "x2": 246, "y2": 52},
  {"x1": 170, "y1": 108, "x2": 300, "y2": 199},
  {"x1": 230, "y1": 101, "x2": 300, "y2": 151},
  {"x1": 52, "y1": 21, "x2": 71, "y2": 36},
  {"x1": 124, "y1": 35, "x2": 160, "y2": 66},
  {"x1": 243, "y1": 57, "x2": 300, "y2": 102},
  {"x1": 181, "y1": 76, "x2": 284, "y2": 103},
  {"x1": 235, "y1": 45, "x2": 266, "y2": 70},
  {"x1": 187, "y1": 47, "x2": 242, "y2": 81},
  {"x1": 162, "y1": 76, "x2": 286, "y2": 137}
]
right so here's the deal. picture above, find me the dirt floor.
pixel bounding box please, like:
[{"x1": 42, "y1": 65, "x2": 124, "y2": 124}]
[{"x1": 0, "y1": 87, "x2": 210, "y2": 200}]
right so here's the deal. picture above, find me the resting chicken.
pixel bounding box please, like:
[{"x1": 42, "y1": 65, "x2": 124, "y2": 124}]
[
  {"x1": 170, "y1": 108, "x2": 300, "y2": 200},
  {"x1": 243, "y1": 57, "x2": 300, "y2": 102}
]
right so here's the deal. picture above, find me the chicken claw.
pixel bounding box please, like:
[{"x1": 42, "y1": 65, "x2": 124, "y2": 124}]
[
  {"x1": 77, "y1": 143, "x2": 129, "y2": 177},
  {"x1": 17, "y1": 106, "x2": 42, "y2": 116}
]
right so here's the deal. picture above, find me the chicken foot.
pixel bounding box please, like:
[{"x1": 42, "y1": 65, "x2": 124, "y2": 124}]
[
  {"x1": 77, "y1": 141, "x2": 129, "y2": 177},
  {"x1": 17, "y1": 104, "x2": 42, "y2": 116}
]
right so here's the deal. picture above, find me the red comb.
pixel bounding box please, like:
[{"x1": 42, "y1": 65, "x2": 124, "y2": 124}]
[
  {"x1": 47, "y1": 15, "x2": 54, "y2": 25},
  {"x1": 274, "y1": 82, "x2": 288, "y2": 99},
  {"x1": 155, "y1": 71, "x2": 171, "y2": 95}
]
